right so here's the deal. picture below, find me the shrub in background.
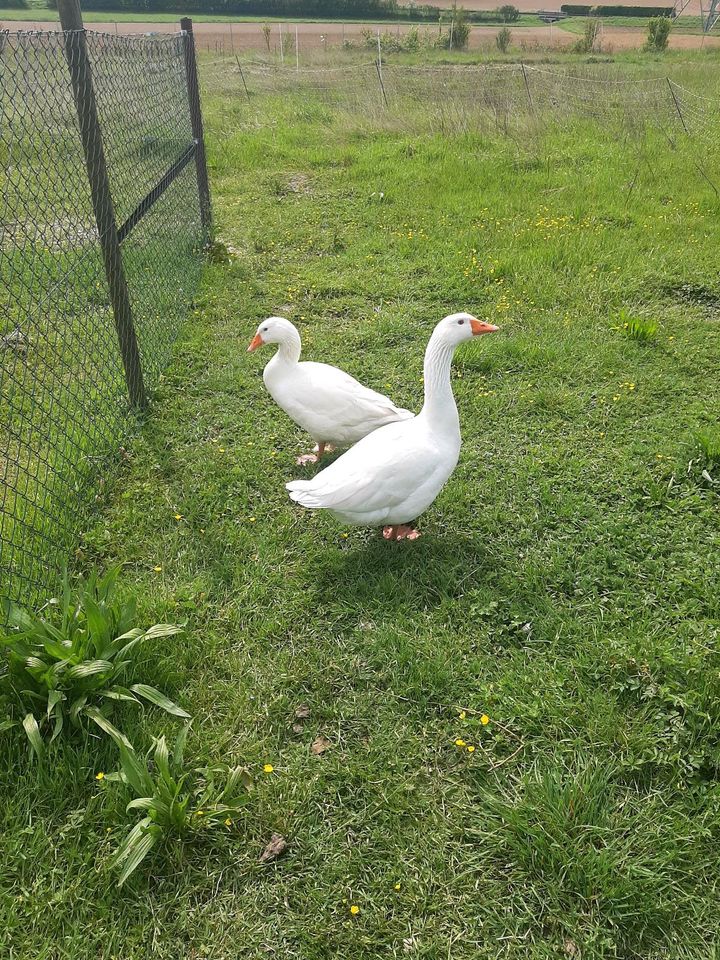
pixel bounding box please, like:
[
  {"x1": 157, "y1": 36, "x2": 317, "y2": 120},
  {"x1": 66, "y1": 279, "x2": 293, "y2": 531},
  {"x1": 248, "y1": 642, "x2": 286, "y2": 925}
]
[
  {"x1": 497, "y1": 4, "x2": 520, "y2": 21},
  {"x1": 573, "y1": 17, "x2": 600, "y2": 52},
  {"x1": 496, "y1": 26, "x2": 512, "y2": 51},
  {"x1": 435, "y1": 4, "x2": 471, "y2": 49},
  {"x1": 644, "y1": 16, "x2": 671, "y2": 51}
]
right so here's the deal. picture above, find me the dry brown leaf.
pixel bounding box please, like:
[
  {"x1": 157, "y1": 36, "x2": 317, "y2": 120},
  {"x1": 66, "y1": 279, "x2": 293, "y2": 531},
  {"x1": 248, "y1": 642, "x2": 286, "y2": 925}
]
[
  {"x1": 259, "y1": 833, "x2": 288, "y2": 863},
  {"x1": 291, "y1": 723, "x2": 304, "y2": 734},
  {"x1": 295, "y1": 704, "x2": 311, "y2": 719},
  {"x1": 563, "y1": 939, "x2": 580, "y2": 958},
  {"x1": 311, "y1": 735, "x2": 332, "y2": 755}
]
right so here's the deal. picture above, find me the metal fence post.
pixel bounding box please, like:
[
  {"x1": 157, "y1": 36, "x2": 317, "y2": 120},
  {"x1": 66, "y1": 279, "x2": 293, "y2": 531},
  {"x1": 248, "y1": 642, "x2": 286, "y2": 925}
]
[
  {"x1": 180, "y1": 17, "x2": 212, "y2": 239},
  {"x1": 57, "y1": 0, "x2": 147, "y2": 410},
  {"x1": 667, "y1": 77, "x2": 689, "y2": 135}
]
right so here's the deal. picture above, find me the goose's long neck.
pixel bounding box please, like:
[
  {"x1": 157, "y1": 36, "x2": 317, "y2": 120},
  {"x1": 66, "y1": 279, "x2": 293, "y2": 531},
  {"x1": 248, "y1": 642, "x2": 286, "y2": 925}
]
[
  {"x1": 269, "y1": 328, "x2": 302, "y2": 368},
  {"x1": 420, "y1": 331, "x2": 459, "y2": 433}
]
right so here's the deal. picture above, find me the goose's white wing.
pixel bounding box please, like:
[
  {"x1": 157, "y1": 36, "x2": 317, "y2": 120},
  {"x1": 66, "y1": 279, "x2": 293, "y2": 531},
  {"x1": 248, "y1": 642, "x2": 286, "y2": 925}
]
[{"x1": 273, "y1": 361, "x2": 413, "y2": 444}]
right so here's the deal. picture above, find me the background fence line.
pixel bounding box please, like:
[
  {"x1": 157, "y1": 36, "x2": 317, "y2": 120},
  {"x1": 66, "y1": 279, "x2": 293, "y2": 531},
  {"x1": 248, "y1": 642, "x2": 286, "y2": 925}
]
[
  {"x1": 201, "y1": 55, "x2": 719, "y2": 139},
  {"x1": 0, "y1": 15, "x2": 210, "y2": 612}
]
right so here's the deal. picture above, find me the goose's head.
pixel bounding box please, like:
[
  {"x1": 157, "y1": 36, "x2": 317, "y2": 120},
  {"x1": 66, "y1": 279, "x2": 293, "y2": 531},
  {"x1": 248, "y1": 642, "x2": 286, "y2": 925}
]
[
  {"x1": 434, "y1": 312, "x2": 499, "y2": 346},
  {"x1": 247, "y1": 316, "x2": 298, "y2": 352}
]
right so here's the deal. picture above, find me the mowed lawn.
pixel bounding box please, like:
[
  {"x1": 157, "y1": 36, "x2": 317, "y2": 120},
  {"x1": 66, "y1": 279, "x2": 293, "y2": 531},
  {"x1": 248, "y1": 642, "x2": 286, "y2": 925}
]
[{"x1": 2, "y1": 62, "x2": 720, "y2": 959}]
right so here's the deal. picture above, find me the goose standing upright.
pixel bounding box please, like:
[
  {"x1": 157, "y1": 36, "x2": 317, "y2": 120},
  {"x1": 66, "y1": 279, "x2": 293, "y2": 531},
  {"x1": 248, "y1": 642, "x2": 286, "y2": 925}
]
[
  {"x1": 248, "y1": 317, "x2": 414, "y2": 465},
  {"x1": 286, "y1": 313, "x2": 498, "y2": 540}
]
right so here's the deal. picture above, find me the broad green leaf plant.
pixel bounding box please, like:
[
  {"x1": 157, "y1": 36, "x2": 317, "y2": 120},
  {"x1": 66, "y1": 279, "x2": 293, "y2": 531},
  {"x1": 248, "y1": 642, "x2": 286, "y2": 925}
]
[
  {"x1": 100, "y1": 724, "x2": 253, "y2": 886},
  {"x1": 0, "y1": 567, "x2": 188, "y2": 757}
]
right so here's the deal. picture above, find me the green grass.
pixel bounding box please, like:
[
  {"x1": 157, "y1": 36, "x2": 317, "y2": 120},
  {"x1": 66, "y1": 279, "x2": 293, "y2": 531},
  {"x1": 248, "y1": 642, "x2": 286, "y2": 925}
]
[
  {"x1": 558, "y1": 14, "x2": 707, "y2": 34},
  {"x1": 3, "y1": 53, "x2": 720, "y2": 959}
]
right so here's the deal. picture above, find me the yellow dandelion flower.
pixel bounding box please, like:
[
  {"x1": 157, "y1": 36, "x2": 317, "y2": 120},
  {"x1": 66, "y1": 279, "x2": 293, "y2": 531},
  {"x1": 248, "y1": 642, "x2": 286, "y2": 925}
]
[
  {"x1": 225, "y1": 818, "x2": 232, "y2": 826},
  {"x1": 263, "y1": 763, "x2": 274, "y2": 774},
  {"x1": 95, "y1": 772, "x2": 105, "y2": 781},
  {"x1": 459, "y1": 711, "x2": 466, "y2": 720},
  {"x1": 467, "y1": 745, "x2": 476, "y2": 753},
  {"x1": 481, "y1": 715, "x2": 490, "y2": 725},
  {"x1": 195, "y1": 810, "x2": 205, "y2": 817},
  {"x1": 174, "y1": 514, "x2": 183, "y2": 521},
  {"x1": 394, "y1": 882, "x2": 401, "y2": 891},
  {"x1": 153, "y1": 565, "x2": 162, "y2": 572},
  {"x1": 350, "y1": 904, "x2": 360, "y2": 916},
  {"x1": 455, "y1": 739, "x2": 466, "y2": 747},
  {"x1": 249, "y1": 517, "x2": 257, "y2": 523}
]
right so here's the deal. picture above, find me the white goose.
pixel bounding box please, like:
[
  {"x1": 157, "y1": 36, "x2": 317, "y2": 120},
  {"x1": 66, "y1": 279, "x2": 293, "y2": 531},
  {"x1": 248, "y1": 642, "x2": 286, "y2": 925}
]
[
  {"x1": 248, "y1": 317, "x2": 414, "y2": 465},
  {"x1": 286, "y1": 312, "x2": 498, "y2": 540}
]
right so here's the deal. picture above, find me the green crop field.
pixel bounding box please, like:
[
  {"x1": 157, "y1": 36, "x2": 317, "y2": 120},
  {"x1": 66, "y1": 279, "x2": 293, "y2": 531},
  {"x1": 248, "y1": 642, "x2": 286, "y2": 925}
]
[{"x1": 2, "y1": 47, "x2": 720, "y2": 960}]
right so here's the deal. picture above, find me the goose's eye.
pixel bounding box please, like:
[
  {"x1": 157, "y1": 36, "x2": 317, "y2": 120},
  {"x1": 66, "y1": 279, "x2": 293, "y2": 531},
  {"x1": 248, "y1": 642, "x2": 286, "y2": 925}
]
[
  {"x1": 457, "y1": 319, "x2": 465, "y2": 325},
  {"x1": 262, "y1": 327, "x2": 268, "y2": 332}
]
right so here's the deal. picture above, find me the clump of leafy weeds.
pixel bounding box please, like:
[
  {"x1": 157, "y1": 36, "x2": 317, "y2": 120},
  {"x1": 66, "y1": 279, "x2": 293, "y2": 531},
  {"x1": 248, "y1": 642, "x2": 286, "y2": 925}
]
[
  {"x1": 0, "y1": 567, "x2": 187, "y2": 758},
  {"x1": 616, "y1": 308, "x2": 658, "y2": 343},
  {"x1": 100, "y1": 724, "x2": 253, "y2": 886}
]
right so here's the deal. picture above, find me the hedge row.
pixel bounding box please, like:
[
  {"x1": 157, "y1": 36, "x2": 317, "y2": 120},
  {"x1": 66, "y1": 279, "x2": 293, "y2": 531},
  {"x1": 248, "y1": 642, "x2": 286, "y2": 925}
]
[
  {"x1": 46, "y1": 0, "x2": 430, "y2": 17},
  {"x1": 560, "y1": 4, "x2": 673, "y2": 15},
  {"x1": 43, "y1": 0, "x2": 521, "y2": 20}
]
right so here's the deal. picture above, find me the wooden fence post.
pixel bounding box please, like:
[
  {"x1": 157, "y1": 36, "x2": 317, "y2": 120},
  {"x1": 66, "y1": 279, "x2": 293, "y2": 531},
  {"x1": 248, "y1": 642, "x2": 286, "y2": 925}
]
[
  {"x1": 57, "y1": 0, "x2": 146, "y2": 410},
  {"x1": 180, "y1": 17, "x2": 212, "y2": 239}
]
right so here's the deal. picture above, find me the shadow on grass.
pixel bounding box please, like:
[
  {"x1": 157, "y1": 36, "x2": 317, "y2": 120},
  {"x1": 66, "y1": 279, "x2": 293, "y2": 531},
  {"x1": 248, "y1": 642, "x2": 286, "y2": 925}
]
[{"x1": 306, "y1": 530, "x2": 493, "y2": 616}]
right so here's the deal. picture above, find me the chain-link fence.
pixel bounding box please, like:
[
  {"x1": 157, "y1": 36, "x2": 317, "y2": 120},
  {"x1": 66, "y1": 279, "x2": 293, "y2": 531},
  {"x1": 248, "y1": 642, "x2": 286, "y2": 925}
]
[{"x1": 1, "y1": 23, "x2": 209, "y2": 611}]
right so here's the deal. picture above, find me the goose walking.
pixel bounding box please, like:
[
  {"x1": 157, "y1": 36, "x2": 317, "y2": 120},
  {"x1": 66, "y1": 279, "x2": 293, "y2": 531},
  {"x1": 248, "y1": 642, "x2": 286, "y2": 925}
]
[
  {"x1": 248, "y1": 317, "x2": 414, "y2": 465},
  {"x1": 286, "y1": 313, "x2": 498, "y2": 540}
]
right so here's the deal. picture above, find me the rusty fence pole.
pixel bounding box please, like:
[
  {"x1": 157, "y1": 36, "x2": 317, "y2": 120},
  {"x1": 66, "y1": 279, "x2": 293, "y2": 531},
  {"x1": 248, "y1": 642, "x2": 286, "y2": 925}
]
[
  {"x1": 57, "y1": 0, "x2": 147, "y2": 410},
  {"x1": 180, "y1": 17, "x2": 212, "y2": 239}
]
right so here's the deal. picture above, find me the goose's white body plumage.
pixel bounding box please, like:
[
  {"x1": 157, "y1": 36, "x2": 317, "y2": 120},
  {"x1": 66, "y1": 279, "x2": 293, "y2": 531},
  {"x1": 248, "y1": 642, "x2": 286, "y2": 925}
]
[
  {"x1": 286, "y1": 313, "x2": 498, "y2": 529},
  {"x1": 287, "y1": 414, "x2": 460, "y2": 525},
  {"x1": 252, "y1": 317, "x2": 413, "y2": 448}
]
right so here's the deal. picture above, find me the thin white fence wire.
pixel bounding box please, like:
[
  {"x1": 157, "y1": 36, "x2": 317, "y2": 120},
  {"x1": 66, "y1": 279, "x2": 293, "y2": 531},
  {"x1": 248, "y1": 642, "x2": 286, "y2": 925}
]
[{"x1": 200, "y1": 58, "x2": 720, "y2": 142}]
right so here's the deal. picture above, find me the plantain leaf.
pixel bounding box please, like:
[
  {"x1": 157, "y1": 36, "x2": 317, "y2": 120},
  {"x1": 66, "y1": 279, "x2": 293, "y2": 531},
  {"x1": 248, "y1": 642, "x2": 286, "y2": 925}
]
[
  {"x1": 126, "y1": 797, "x2": 155, "y2": 812},
  {"x1": 172, "y1": 723, "x2": 190, "y2": 769},
  {"x1": 22, "y1": 713, "x2": 44, "y2": 759},
  {"x1": 153, "y1": 735, "x2": 173, "y2": 785},
  {"x1": 66, "y1": 660, "x2": 114, "y2": 680},
  {"x1": 49, "y1": 711, "x2": 64, "y2": 744},
  {"x1": 69, "y1": 696, "x2": 88, "y2": 726},
  {"x1": 142, "y1": 623, "x2": 184, "y2": 642},
  {"x1": 84, "y1": 707, "x2": 132, "y2": 750},
  {"x1": 100, "y1": 685, "x2": 139, "y2": 703},
  {"x1": 115, "y1": 623, "x2": 181, "y2": 661},
  {"x1": 129, "y1": 684, "x2": 190, "y2": 719},
  {"x1": 218, "y1": 766, "x2": 254, "y2": 803},
  {"x1": 113, "y1": 818, "x2": 161, "y2": 887},
  {"x1": 119, "y1": 743, "x2": 154, "y2": 796},
  {"x1": 82, "y1": 594, "x2": 111, "y2": 651},
  {"x1": 46, "y1": 689, "x2": 65, "y2": 719}
]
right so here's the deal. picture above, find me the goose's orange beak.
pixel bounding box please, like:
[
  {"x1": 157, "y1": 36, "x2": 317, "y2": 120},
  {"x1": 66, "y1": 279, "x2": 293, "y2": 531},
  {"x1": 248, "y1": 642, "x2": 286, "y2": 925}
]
[
  {"x1": 247, "y1": 333, "x2": 263, "y2": 352},
  {"x1": 470, "y1": 318, "x2": 499, "y2": 336}
]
